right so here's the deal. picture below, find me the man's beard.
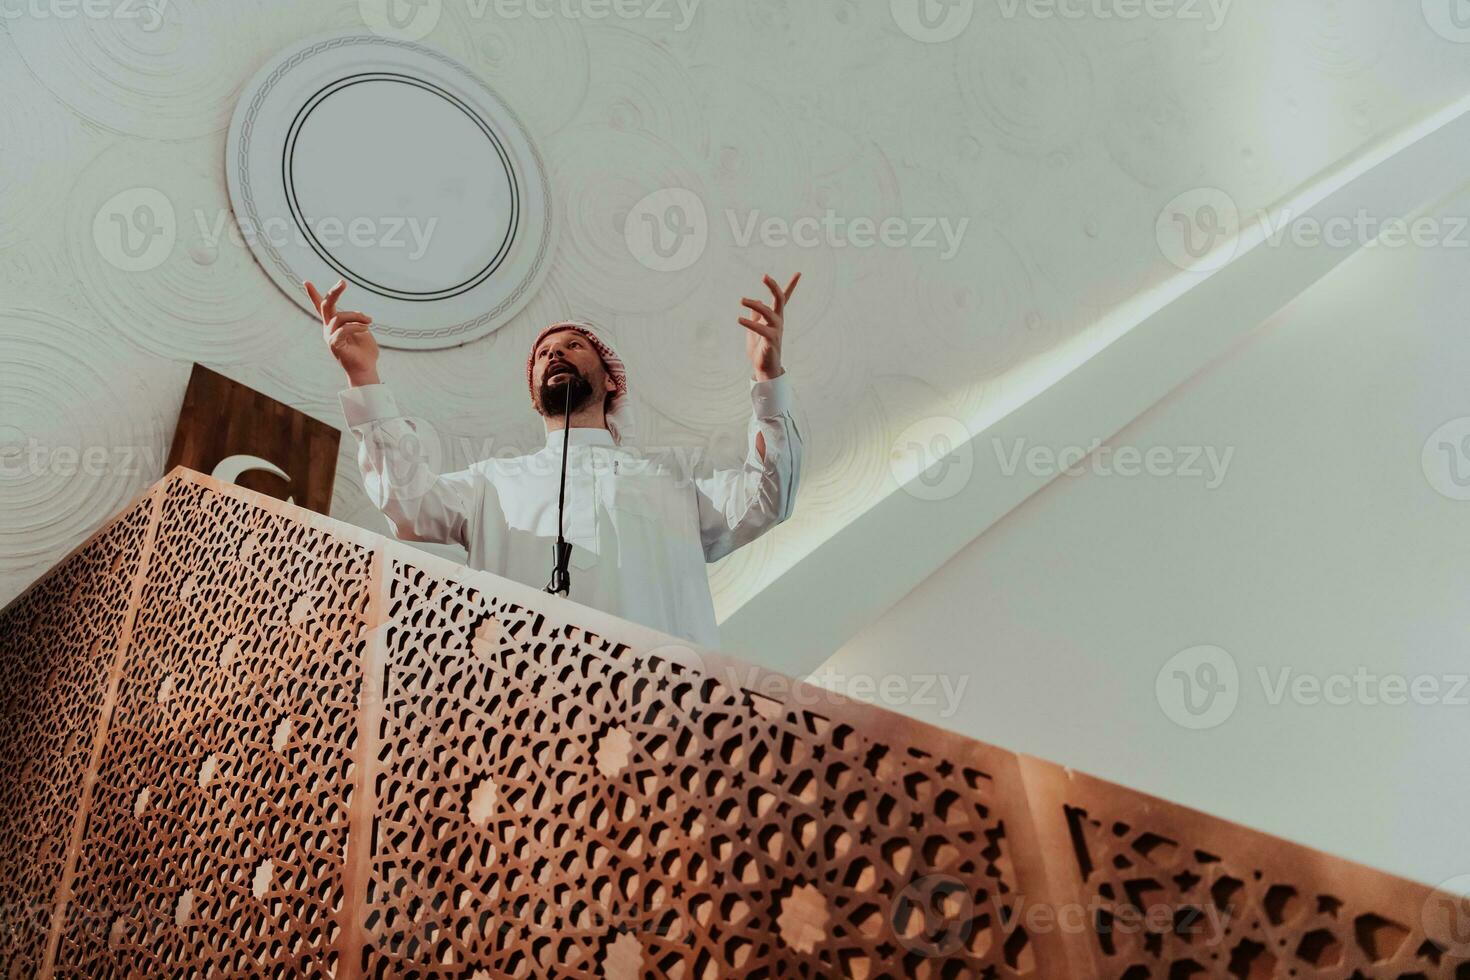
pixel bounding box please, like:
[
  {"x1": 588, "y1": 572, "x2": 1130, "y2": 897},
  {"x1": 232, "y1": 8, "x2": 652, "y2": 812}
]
[{"x1": 538, "y1": 371, "x2": 594, "y2": 417}]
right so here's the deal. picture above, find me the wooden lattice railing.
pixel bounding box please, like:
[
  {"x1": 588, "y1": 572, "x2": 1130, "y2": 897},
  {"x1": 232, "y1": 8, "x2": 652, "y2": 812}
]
[{"x1": 0, "y1": 468, "x2": 1464, "y2": 978}]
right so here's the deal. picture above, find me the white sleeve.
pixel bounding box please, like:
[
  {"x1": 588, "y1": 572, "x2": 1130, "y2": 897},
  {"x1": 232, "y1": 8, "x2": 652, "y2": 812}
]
[
  {"x1": 338, "y1": 383, "x2": 480, "y2": 548},
  {"x1": 695, "y1": 373, "x2": 804, "y2": 563}
]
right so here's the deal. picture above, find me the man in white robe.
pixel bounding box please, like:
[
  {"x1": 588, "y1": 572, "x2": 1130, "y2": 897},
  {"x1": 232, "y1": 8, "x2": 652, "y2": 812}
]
[{"x1": 305, "y1": 275, "x2": 804, "y2": 648}]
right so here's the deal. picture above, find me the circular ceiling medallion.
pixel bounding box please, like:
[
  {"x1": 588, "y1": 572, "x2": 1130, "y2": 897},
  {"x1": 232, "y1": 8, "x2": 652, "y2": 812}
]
[{"x1": 226, "y1": 34, "x2": 556, "y2": 350}]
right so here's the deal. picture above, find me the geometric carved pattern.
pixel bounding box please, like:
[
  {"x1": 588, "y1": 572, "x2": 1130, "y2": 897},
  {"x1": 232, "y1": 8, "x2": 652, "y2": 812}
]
[
  {"x1": 0, "y1": 503, "x2": 152, "y2": 977},
  {"x1": 1017, "y1": 763, "x2": 1470, "y2": 979},
  {"x1": 50, "y1": 480, "x2": 371, "y2": 978},
  {"x1": 364, "y1": 562, "x2": 1046, "y2": 978},
  {"x1": 0, "y1": 469, "x2": 1463, "y2": 979}
]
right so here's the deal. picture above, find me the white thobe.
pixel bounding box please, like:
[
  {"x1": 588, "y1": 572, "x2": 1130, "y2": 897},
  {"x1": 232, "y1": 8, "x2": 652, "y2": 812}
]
[{"x1": 338, "y1": 375, "x2": 803, "y2": 648}]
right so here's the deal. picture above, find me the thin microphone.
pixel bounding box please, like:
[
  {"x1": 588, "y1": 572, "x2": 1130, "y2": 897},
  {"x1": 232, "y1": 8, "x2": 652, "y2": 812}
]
[{"x1": 544, "y1": 376, "x2": 573, "y2": 596}]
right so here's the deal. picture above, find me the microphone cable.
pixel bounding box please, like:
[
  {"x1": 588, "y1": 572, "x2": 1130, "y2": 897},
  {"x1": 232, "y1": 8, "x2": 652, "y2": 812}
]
[{"x1": 544, "y1": 376, "x2": 573, "y2": 596}]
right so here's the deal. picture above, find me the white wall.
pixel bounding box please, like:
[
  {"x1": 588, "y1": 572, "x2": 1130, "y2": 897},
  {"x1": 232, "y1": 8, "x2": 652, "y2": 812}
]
[{"x1": 815, "y1": 183, "x2": 1470, "y2": 889}]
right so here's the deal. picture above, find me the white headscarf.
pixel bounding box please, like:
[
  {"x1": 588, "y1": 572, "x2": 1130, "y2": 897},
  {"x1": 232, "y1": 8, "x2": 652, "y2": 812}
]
[{"x1": 525, "y1": 319, "x2": 635, "y2": 446}]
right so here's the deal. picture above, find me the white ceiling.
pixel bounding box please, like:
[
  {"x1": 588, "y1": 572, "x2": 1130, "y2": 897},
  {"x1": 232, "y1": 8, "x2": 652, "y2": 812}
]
[{"x1": 5, "y1": 2, "x2": 1470, "y2": 662}]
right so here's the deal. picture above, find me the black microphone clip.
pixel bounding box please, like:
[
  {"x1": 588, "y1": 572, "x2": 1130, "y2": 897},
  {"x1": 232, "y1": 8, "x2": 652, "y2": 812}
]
[{"x1": 546, "y1": 539, "x2": 572, "y2": 596}]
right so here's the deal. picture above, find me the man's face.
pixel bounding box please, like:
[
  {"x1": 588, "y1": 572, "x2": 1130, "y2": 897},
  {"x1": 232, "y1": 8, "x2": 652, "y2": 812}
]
[{"x1": 531, "y1": 328, "x2": 614, "y2": 418}]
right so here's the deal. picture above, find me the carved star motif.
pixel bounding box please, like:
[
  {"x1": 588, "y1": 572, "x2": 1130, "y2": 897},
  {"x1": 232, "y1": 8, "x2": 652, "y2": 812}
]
[{"x1": 776, "y1": 883, "x2": 829, "y2": 954}]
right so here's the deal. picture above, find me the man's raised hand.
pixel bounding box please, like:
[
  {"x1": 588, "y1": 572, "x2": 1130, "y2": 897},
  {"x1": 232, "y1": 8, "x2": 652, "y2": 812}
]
[
  {"x1": 304, "y1": 279, "x2": 380, "y2": 387},
  {"x1": 739, "y1": 272, "x2": 800, "y2": 382}
]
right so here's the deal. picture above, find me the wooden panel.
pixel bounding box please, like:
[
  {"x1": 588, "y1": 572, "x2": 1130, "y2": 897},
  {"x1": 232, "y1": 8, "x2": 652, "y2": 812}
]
[
  {"x1": 0, "y1": 499, "x2": 154, "y2": 978},
  {"x1": 52, "y1": 480, "x2": 371, "y2": 978},
  {"x1": 1018, "y1": 757, "x2": 1470, "y2": 979},
  {"x1": 0, "y1": 468, "x2": 1463, "y2": 979},
  {"x1": 165, "y1": 364, "x2": 339, "y2": 516},
  {"x1": 358, "y1": 559, "x2": 1060, "y2": 977}
]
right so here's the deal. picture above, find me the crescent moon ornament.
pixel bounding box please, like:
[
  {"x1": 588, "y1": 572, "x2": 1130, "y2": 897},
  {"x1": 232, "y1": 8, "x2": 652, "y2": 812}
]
[{"x1": 210, "y1": 454, "x2": 296, "y2": 505}]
